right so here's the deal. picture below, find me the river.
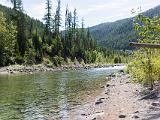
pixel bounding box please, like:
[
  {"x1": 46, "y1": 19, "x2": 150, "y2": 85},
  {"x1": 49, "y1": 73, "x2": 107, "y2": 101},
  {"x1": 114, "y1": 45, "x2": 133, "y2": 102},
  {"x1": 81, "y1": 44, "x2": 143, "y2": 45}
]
[{"x1": 0, "y1": 65, "x2": 125, "y2": 120}]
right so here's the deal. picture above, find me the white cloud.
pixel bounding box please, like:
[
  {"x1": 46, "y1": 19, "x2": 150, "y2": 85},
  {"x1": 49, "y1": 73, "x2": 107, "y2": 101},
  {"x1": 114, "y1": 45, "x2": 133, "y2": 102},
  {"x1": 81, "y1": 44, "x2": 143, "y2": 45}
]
[
  {"x1": 0, "y1": 0, "x2": 12, "y2": 7},
  {"x1": 0, "y1": 0, "x2": 160, "y2": 27},
  {"x1": 24, "y1": 3, "x2": 45, "y2": 21}
]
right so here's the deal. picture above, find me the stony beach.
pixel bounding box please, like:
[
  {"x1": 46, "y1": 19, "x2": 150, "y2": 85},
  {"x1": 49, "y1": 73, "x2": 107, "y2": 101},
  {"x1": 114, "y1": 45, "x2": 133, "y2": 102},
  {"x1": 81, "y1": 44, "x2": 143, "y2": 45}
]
[
  {"x1": 70, "y1": 73, "x2": 160, "y2": 120},
  {"x1": 0, "y1": 64, "x2": 124, "y2": 75}
]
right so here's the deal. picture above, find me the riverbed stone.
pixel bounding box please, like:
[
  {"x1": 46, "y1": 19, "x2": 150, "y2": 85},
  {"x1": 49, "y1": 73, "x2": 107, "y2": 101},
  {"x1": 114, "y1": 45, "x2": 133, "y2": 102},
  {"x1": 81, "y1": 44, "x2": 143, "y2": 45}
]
[
  {"x1": 106, "y1": 84, "x2": 110, "y2": 87},
  {"x1": 95, "y1": 98, "x2": 103, "y2": 105},
  {"x1": 134, "y1": 111, "x2": 139, "y2": 113},
  {"x1": 119, "y1": 115, "x2": 126, "y2": 118},
  {"x1": 92, "y1": 117, "x2": 96, "y2": 120},
  {"x1": 132, "y1": 115, "x2": 140, "y2": 119},
  {"x1": 81, "y1": 113, "x2": 87, "y2": 116},
  {"x1": 151, "y1": 102, "x2": 160, "y2": 107}
]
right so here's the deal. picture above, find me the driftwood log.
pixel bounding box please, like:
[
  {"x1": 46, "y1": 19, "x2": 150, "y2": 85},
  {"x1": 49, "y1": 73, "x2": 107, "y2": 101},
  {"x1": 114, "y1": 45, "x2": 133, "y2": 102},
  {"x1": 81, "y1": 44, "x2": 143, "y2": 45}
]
[
  {"x1": 140, "y1": 90, "x2": 160, "y2": 100},
  {"x1": 130, "y1": 42, "x2": 160, "y2": 49}
]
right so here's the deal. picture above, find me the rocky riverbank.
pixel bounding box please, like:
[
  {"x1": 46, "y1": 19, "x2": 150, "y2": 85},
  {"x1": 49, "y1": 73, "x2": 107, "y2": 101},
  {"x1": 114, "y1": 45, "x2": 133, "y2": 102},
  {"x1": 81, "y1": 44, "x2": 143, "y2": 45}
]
[
  {"x1": 0, "y1": 64, "x2": 125, "y2": 75},
  {"x1": 70, "y1": 73, "x2": 160, "y2": 120}
]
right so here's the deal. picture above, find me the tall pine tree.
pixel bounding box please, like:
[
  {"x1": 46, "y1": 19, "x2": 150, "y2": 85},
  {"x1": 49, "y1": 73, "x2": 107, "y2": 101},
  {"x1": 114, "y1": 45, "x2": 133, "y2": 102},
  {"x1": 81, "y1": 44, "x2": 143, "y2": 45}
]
[
  {"x1": 55, "y1": 0, "x2": 61, "y2": 36},
  {"x1": 10, "y1": 0, "x2": 28, "y2": 56},
  {"x1": 43, "y1": 0, "x2": 52, "y2": 45}
]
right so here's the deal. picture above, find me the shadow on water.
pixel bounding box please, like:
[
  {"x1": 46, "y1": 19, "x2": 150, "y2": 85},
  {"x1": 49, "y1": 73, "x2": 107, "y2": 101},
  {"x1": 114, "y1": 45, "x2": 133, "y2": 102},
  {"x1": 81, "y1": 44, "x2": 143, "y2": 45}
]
[{"x1": 0, "y1": 66, "x2": 125, "y2": 120}]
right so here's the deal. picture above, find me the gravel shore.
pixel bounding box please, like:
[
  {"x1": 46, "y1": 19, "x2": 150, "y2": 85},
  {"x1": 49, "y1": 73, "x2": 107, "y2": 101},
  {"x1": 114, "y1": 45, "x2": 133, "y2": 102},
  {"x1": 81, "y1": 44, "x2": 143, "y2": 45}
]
[
  {"x1": 71, "y1": 73, "x2": 160, "y2": 120},
  {"x1": 0, "y1": 64, "x2": 125, "y2": 75}
]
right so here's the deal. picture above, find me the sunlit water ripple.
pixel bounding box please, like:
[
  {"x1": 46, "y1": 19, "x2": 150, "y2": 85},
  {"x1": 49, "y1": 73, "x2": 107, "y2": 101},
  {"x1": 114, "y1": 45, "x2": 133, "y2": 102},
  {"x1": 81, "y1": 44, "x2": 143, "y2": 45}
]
[{"x1": 0, "y1": 65, "x2": 125, "y2": 120}]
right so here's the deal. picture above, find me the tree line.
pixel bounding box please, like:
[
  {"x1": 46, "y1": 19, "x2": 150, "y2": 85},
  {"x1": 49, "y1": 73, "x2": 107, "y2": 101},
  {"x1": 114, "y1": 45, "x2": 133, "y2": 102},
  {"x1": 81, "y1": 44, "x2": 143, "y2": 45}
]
[{"x1": 0, "y1": 0, "x2": 124, "y2": 67}]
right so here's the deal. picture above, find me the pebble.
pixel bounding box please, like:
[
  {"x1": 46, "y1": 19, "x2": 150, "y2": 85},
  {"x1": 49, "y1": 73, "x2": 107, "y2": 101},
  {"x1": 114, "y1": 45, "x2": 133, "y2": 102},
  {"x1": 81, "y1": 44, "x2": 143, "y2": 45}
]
[
  {"x1": 132, "y1": 115, "x2": 140, "y2": 119},
  {"x1": 92, "y1": 118, "x2": 96, "y2": 120},
  {"x1": 134, "y1": 111, "x2": 139, "y2": 113},
  {"x1": 81, "y1": 113, "x2": 87, "y2": 116},
  {"x1": 151, "y1": 102, "x2": 160, "y2": 107},
  {"x1": 106, "y1": 84, "x2": 110, "y2": 87},
  {"x1": 95, "y1": 100, "x2": 103, "y2": 105},
  {"x1": 119, "y1": 115, "x2": 126, "y2": 118}
]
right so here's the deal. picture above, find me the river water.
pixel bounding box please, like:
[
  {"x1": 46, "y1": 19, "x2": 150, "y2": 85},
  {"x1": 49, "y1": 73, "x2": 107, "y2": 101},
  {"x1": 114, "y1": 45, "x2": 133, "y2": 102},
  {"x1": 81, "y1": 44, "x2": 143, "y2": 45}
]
[{"x1": 0, "y1": 66, "x2": 125, "y2": 120}]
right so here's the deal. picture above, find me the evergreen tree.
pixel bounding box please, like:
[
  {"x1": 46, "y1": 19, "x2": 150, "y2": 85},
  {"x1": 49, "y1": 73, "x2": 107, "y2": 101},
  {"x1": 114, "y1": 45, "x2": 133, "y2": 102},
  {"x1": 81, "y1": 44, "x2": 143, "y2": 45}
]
[
  {"x1": 43, "y1": 0, "x2": 52, "y2": 31},
  {"x1": 43, "y1": 0, "x2": 52, "y2": 45},
  {"x1": 10, "y1": 0, "x2": 23, "y2": 11},
  {"x1": 10, "y1": 0, "x2": 28, "y2": 56},
  {"x1": 55, "y1": 0, "x2": 61, "y2": 35},
  {"x1": 0, "y1": 12, "x2": 17, "y2": 66},
  {"x1": 64, "y1": 5, "x2": 69, "y2": 41},
  {"x1": 81, "y1": 18, "x2": 85, "y2": 50},
  {"x1": 17, "y1": 11, "x2": 28, "y2": 55},
  {"x1": 73, "y1": 8, "x2": 78, "y2": 42}
]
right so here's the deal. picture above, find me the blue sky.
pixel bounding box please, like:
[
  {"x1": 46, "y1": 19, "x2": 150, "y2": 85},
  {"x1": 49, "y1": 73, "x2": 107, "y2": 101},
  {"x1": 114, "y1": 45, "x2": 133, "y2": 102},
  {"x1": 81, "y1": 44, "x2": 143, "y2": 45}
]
[{"x1": 1, "y1": 0, "x2": 160, "y2": 28}]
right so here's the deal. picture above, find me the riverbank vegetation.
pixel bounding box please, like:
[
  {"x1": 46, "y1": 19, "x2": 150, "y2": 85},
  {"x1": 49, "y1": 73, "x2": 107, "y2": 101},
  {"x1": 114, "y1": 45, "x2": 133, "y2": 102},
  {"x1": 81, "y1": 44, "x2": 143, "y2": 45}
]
[
  {"x1": 0, "y1": 0, "x2": 127, "y2": 67},
  {"x1": 128, "y1": 14, "x2": 160, "y2": 90}
]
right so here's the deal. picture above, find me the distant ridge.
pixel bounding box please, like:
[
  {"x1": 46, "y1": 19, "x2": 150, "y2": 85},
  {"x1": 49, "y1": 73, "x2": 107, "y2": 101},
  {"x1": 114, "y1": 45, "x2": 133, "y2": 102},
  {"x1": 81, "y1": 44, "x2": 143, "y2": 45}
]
[{"x1": 90, "y1": 5, "x2": 160, "y2": 50}]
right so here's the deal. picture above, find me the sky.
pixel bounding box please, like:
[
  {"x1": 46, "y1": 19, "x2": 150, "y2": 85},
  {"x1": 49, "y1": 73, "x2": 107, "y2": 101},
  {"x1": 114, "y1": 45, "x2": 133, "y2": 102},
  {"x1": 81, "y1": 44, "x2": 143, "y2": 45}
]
[{"x1": 0, "y1": 0, "x2": 160, "y2": 28}]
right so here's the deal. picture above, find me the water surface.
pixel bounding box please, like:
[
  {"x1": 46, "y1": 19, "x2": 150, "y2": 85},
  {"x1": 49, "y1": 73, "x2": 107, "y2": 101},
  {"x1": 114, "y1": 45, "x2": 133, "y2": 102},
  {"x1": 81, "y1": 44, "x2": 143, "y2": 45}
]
[{"x1": 0, "y1": 66, "x2": 125, "y2": 120}]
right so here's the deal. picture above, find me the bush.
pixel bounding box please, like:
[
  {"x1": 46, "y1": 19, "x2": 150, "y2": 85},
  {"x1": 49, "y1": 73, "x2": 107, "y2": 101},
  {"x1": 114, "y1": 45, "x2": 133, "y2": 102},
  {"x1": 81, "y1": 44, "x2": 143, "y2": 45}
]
[
  {"x1": 52, "y1": 55, "x2": 65, "y2": 66},
  {"x1": 15, "y1": 54, "x2": 24, "y2": 65},
  {"x1": 24, "y1": 49, "x2": 36, "y2": 65},
  {"x1": 84, "y1": 51, "x2": 92, "y2": 64},
  {"x1": 127, "y1": 56, "x2": 160, "y2": 87},
  {"x1": 114, "y1": 56, "x2": 121, "y2": 63},
  {"x1": 95, "y1": 51, "x2": 106, "y2": 64},
  {"x1": 73, "y1": 57, "x2": 79, "y2": 65},
  {"x1": 42, "y1": 57, "x2": 53, "y2": 67}
]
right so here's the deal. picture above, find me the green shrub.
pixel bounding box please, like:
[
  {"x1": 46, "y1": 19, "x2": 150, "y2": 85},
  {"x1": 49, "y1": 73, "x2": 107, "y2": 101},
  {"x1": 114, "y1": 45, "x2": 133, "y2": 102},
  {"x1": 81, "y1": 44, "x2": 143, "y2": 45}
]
[
  {"x1": 42, "y1": 57, "x2": 53, "y2": 67},
  {"x1": 52, "y1": 55, "x2": 65, "y2": 66},
  {"x1": 15, "y1": 55, "x2": 24, "y2": 65},
  {"x1": 95, "y1": 51, "x2": 106, "y2": 64},
  {"x1": 73, "y1": 57, "x2": 79, "y2": 65},
  {"x1": 24, "y1": 49, "x2": 36, "y2": 65},
  {"x1": 114, "y1": 56, "x2": 121, "y2": 63},
  {"x1": 127, "y1": 56, "x2": 160, "y2": 86}
]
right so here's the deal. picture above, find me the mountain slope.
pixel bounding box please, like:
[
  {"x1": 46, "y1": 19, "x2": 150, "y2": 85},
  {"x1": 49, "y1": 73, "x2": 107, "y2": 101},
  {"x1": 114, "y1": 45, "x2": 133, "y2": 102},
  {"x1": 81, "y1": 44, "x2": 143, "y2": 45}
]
[
  {"x1": 90, "y1": 5, "x2": 160, "y2": 50},
  {"x1": 0, "y1": 4, "x2": 45, "y2": 38}
]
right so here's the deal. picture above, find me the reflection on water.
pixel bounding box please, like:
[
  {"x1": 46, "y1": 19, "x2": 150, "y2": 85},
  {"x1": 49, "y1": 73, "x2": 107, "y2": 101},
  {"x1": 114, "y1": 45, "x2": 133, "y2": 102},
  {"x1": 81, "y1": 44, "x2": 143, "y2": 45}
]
[{"x1": 0, "y1": 66, "x2": 125, "y2": 120}]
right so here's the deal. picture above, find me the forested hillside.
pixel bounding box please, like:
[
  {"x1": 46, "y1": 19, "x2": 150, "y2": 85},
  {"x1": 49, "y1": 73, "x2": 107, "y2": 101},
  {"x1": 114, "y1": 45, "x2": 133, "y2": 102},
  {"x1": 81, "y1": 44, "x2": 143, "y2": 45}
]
[
  {"x1": 90, "y1": 5, "x2": 160, "y2": 50},
  {"x1": 1, "y1": 0, "x2": 117, "y2": 67},
  {"x1": 0, "y1": 4, "x2": 45, "y2": 38}
]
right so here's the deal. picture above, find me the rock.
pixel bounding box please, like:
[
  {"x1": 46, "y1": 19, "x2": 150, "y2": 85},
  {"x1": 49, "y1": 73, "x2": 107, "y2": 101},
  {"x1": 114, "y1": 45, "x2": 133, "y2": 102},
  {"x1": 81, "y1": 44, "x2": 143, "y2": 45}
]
[
  {"x1": 125, "y1": 81, "x2": 130, "y2": 84},
  {"x1": 92, "y1": 117, "x2": 96, "y2": 120},
  {"x1": 95, "y1": 101, "x2": 103, "y2": 105},
  {"x1": 149, "y1": 106, "x2": 160, "y2": 111},
  {"x1": 110, "y1": 74, "x2": 116, "y2": 77},
  {"x1": 81, "y1": 113, "x2": 87, "y2": 116},
  {"x1": 151, "y1": 102, "x2": 160, "y2": 107},
  {"x1": 119, "y1": 70, "x2": 124, "y2": 73},
  {"x1": 100, "y1": 86, "x2": 105, "y2": 88},
  {"x1": 95, "y1": 98, "x2": 105, "y2": 105},
  {"x1": 99, "y1": 98, "x2": 105, "y2": 101},
  {"x1": 134, "y1": 111, "x2": 139, "y2": 113},
  {"x1": 95, "y1": 99, "x2": 103, "y2": 105},
  {"x1": 106, "y1": 84, "x2": 110, "y2": 87},
  {"x1": 10, "y1": 70, "x2": 14, "y2": 74},
  {"x1": 119, "y1": 115, "x2": 126, "y2": 118},
  {"x1": 132, "y1": 115, "x2": 140, "y2": 119}
]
